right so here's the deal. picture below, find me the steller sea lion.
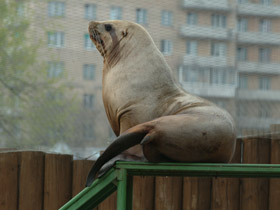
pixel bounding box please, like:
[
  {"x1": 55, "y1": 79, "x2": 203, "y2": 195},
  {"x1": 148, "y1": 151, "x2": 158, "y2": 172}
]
[{"x1": 85, "y1": 20, "x2": 236, "y2": 187}]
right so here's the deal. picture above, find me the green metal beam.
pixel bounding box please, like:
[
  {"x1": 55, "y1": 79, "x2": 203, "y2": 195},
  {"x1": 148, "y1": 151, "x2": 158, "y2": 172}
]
[
  {"x1": 116, "y1": 169, "x2": 128, "y2": 210},
  {"x1": 59, "y1": 167, "x2": 117, "y2": 210},
  {"x1": 116, "y1": 162, "x2": 280, "y2": 178},
  {"x1": 60, "y1": 162, "x2": 280, "y2": 210}
]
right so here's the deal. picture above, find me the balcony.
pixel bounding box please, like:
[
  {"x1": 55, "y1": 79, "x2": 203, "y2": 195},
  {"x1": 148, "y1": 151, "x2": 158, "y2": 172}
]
[
  {"x1": 178, "y1": 66, "x2": 237, "y2": 98},
  {"x1": 237, "y1": 32, "x2": 280, "y2": 45},
  {"x1": 238, "y1": 62, "x2": 280, "y2": 74},
  {"x1": 237, "y1": 3, "x2": 280, "y2": 17},
  {"x1": 183, "y1": 55, "x2": 228, "y2": 67},
  {"x1": 237, "y1": 89, "x2": 280, "y2": 101},
  {"x1": 238, "y1": 116, "x2": 280, "y2": 129},
  {"x1": 180, "y1": 25, "x2": 232, "y2": 40},
  {"x1": 180, "y1": 82, "x2": 236, "y2": 98},
  {"x1": 182, "y1": 0, "x2": 230, "y2": 11}
]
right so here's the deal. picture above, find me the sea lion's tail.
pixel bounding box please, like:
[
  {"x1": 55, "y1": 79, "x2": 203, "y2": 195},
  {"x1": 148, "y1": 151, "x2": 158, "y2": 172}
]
[{"x1": 85, "y1": 124, "x2": 151, "y2": 187}]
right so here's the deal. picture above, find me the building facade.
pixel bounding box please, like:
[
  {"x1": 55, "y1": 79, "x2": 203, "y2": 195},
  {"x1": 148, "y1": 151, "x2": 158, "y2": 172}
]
[{"x1": 25, "y1": 0, "x2": 280, "y2": 147}]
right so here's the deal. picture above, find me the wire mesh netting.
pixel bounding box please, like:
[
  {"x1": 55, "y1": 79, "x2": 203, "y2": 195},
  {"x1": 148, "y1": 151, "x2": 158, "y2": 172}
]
[{"x1": 1, "y1": 0, "x2": 280, "y2": 158}]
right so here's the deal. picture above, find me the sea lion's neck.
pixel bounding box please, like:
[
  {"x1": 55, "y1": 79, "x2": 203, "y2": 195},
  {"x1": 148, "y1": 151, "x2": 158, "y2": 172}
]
[{"x1": 103, "y1": 32, "x2": 137, "y2": 69}]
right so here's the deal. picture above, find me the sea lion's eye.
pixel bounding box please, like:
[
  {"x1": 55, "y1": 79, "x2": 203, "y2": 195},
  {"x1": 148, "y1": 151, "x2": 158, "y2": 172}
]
[{"x1": 105, "y1": 24, "x2": 112, "y2": 32}]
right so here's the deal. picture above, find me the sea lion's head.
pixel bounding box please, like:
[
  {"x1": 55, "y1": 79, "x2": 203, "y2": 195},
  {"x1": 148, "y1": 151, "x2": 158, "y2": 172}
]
[{"x1": 88, "y1": 20, "x2": 154, "y2": 67}]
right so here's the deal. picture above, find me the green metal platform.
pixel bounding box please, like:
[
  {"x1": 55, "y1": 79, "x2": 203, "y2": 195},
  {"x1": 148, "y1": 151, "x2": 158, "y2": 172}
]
[{"x1": 59, "y1": 162, "x2": 280, "y2": 210}]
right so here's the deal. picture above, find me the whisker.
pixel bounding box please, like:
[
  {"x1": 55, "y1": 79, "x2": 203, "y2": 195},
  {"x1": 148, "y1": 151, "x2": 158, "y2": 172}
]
[{"x1": 92, "y1": 29, "x2": 110, "y2": 68}]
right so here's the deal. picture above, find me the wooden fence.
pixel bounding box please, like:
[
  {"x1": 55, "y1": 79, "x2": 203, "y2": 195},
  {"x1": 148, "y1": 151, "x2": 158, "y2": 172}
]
[{"x1": 0, "y1": 125, "x2": 280, "y2": 210}]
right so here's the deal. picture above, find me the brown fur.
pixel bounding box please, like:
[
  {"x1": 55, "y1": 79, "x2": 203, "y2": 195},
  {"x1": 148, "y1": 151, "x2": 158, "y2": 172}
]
[{"x1": 86, "y1": 20, "x2": 236, "y2": 186}]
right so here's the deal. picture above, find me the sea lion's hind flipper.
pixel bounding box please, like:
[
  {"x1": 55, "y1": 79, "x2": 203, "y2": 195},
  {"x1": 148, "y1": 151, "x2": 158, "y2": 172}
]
[
  {"x1": 97, "y1": 153, "x2": 146, "y2": 178},
  {"x1": 85, "y1": 126, "x2": 150, "y2": 187}
]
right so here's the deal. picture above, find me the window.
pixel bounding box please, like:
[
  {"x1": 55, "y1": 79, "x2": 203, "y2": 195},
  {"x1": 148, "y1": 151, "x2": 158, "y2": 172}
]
[
  {"x1": 259, "y1": 104, "x2": 270, "y2": 118},
  {"x1": 211, "y1": 43, "x2": 226, "y2": 57},
  {"x1": 160, "y1": 40, "x2": 173, "y2": 55},
  {"x1": 48, "y1": 2, "x2": 65, "y2": 17},
  {"x1": 161, "y1": 10, "x2": 173, "y2": 26},
  {"x1": 83, "y1": 124, "x2": 95, "y2": 139},
  {"x1": 259, "y1": 77, "x2": 271, "y2": 90},
  {"x1": 47, "y1": 61, "x2": 64, "y2": 78},
  {"x1": 83, "y1": 94, "x2": 94, "y2": 109},
  {"x1": 237, "y1": 104, "x2": 247, "y2": 117},
  {"x1": 211, "y1": 14, "x2": 226, "y2": 28},
  {"x1": 186, "y1": 41, "x2": 197, "y2": 55},
  {"x1": 239, "y1": 75, "x2": 248, "y2": 89},
  {"x1": 237, "y1": 18, "x2": 248, "y2": 32},
  {"x1": 210, "y1": 68, "x2": 226, "y2": 85},
  {"x1": 110, "y1": 6, "x2": 122, "y2": 20},
  {"x1": 85, "y1": 4, "x2": 96, "y2": 20},
  {"x1": 259, "y1": 48, "x2": 271, "y2": 63},
  {"x1": 237, "y1": 47, "x2": 248, "y2": 61},
  {"x1": 187, "y1": 12, "x2": 197, "y2": 25},
  {"x1": 47, "y1": 32, "x2": 64, "y2": 47},
  {"x1": 260, "y1": 0, "x2": 272, "y2": 5},
  {"x1": 83, "y1": 64, "x2": 95, "y2": 80},
  {"x1": 182, "y1": 66, "x2": 209, "y2": 83},
  {"x1": 259, "y1": 19, "x2": 271, "y2": 33},
  {"x1": 84, "y1": 34, "x2": 96, "y2": 50},
  {"x1": 182, "y1": 66, "x2": 198, "y2": 82},
  {"x1": 238, "y1": 0, "x2": 248, "y2": 3},
  {"x1": 136, "y1": 8, "x2": 147, "y2": 24}
]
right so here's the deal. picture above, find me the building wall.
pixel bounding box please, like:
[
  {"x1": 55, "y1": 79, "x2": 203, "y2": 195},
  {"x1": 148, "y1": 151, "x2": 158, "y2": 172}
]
[{"x1": 27, "y1": 0, "x2": 280, "y2": 145}]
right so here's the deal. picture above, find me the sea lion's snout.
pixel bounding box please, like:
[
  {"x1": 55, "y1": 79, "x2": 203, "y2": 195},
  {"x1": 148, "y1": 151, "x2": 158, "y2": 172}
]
[
  {"x1": 88, "y1": 21, "x2": 98, "y2": 31},
  {"x1": 88, "y1": 21, "x2": 98, "y2": 39},
  {"x1": 88, "y1": 21, "x2": 104, "y2": 45}
]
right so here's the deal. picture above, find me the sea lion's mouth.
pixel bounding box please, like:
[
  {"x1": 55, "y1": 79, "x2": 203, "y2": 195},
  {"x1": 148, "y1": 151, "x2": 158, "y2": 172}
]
[
  {"x1": 89, "y1": 29, "x2": 106, "y2": 57},
  {"x1": 89, "y1": 31, "x2": 104, "y2": 45}
]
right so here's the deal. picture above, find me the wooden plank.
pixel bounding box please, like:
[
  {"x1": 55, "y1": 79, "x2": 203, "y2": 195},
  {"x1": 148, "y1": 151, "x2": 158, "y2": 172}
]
[
  {"x1": 0, "y1": 152, "x2": 18, "y2": 210},
  {"x1": 212, "y1": 139, "x2": 241, "y2": 210},
  {"x1": 211, "y1": 177, "x2": 240, "y2": 210},
  {"x1": 230, "y1": 138, "x2": 242, "y2": 164},
  {"x1": 72, "y1": 159, "x2": 95, "y2": 197},
  {"x1": 98, "y1": 191, "x2": 117, "y2": 210},
  {"x1": 155, "y1": 176, "x2": 183, "y2": 210},
  {"x1": 182, "y1": 177, "x2": 211, "y2": 210},
  {"x1": 44, "y1": 153, "x2": 73, "y2": 210},
  {"x1": 269, "y1": 124, "x2": 280, "y2": 210},
  {"x1": 133, "y1": 176, "x2": 155, "y2": 210},
  {"x1": 18, "y1": 151, "x2": 44, "y2": 210},
  {"x1": 241, "y1": 137, "x2": 270, "y2": 210}
]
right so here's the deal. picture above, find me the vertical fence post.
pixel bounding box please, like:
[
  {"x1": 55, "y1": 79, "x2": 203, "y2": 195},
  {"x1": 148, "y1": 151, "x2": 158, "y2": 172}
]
[
  {"x1": 132, "y1": 176, "x2": 155, "y2": 210},
  {"x1": 44, "y1": 154, "x2": 73, "y2": 210},
  {"x1": 182, "y1": 176, "x2": 211, "y2": 210},
  {"x1": 0, "y1": 152, "x2": 18, "y2": 210},
  {"x1": 241, "y1": 136, "x2": 270, "y2": 210},
  {"x1": 211, "y1": 138, "x2": 242, "y2": 210},
  {"x1": 156, "y1": 176, "x2": 183, "y2": 210},
  {"x1": 18, "y1": 151, "x2": 44, "y2": 210},
  {"x1": 269, "y1": 124, "x2": 280, "y2": 210},
  {"x1": 72, "y1": 160, "x2": 95, "y2": 197}
]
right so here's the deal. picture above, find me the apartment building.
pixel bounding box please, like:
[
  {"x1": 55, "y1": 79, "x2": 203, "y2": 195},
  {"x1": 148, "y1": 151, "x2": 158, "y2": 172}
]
[
  {"x1": 24, "y1": 0, "x2": 280, "y2": 147},
  {"x1": 179, "y1": 0, "x2": 280, "y2": 135},
  {"x1": 235, "y1": 0, "x2": 280, "y2": 134}
]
